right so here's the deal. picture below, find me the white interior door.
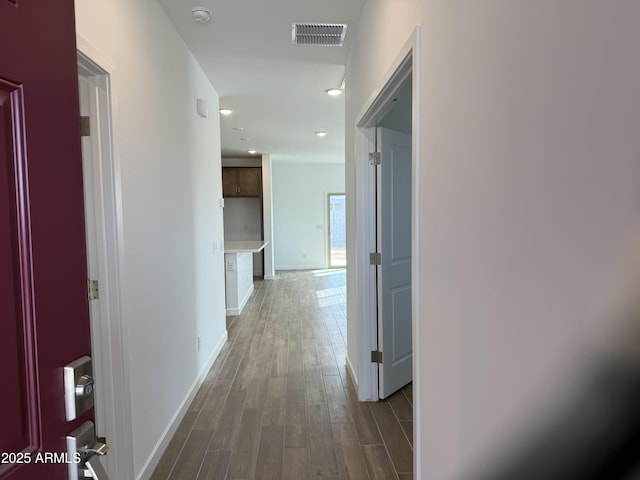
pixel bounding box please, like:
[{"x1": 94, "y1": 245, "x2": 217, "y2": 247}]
[{"x1": 377, "y1": 127, "x2": 412, "y2": 399}]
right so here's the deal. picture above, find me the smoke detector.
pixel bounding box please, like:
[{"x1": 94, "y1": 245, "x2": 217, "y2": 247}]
[
  {"x1": 192, "y1": 7, "x2": 212, "y2": 24},
  {"x1": 291, "y1": 23, "x2": 348, "y2": 47}
]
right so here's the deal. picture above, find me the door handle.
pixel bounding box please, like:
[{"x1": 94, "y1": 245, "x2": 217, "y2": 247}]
[
  {"x1": 85, "y1": 455, "x2": 109, "y2": 480},
  {"x1": 66, "y1": 421, "x2": 110, "y2": 479},
  {"x1": 81, "y1": 441, "x2": 109, "y2": 456}
]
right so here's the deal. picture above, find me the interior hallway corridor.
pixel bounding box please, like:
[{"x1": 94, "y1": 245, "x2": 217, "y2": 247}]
[{"x1": 150, "y1": 270, "x2": 413, "y2": 479}]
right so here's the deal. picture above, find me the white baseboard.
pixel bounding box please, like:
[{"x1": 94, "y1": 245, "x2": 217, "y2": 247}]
[
  {"x1": 346, "y1": 354, "x2": 358, "y2": 391},
  {"x1": 263, "y1": 274, "x2": 275, "y2": 280},
  {"x1": 275, "y1": 264, "x2": 326, "y2": 271},
  {"x1": 226, "y1": 283, "x2": 254, "y2": 316},
  {"x1": 136, "y1": 331, "x2": 228, "y2": 480},
  {"x1": 239, "y1": 283, "x2": 254, "y2": 311}
]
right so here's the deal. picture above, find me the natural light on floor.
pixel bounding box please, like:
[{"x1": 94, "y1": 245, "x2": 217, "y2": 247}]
[
  {"x1": 312, "y1": 269, "x2": 346, "y2": 308},
  {"x1": 312, "y1": 268, "x2": 345, "y2": 277}
]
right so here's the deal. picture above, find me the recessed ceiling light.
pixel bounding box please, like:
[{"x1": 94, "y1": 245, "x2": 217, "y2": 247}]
[
  {"x1": 192, "y1": 7, "x2": 212, "y2": 24},
  {"x1": 326, "y1": 88, "x2": 343, "y2": 96},
  {"x1": 240, "y1": 137, "x2": 250, "y2": 141},
  {"x1": 315, "y1": 131, "x2": 327, "y2": 137},
  {"x1": 233, "y1": 127, "x2": 243, "y2": 131},
  {"x1": 248, "y1": 149, "x2": 257, "y2": 155},
  {"x1": 219, "y1": 109, "x2": 233, "y2": 115}
]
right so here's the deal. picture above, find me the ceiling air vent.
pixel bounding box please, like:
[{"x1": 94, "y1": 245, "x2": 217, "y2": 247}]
[{"x1": 291, "y1": 23, "x2": 348, "y2": 47}]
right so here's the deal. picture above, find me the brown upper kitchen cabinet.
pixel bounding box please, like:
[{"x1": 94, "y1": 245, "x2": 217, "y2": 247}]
[{"x1": 222, "y1": 167, "x2": 262, "y2": 197}]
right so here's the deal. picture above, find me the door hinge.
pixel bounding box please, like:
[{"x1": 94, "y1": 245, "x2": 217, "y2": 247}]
[
  {"x1": 88, "y1": 280, "x2": 99, "y2": 300},
  {"x1": 371, "y1": 350, "x2": 383, "y2": 364},
  {"x1": 369, "y1": 252, "x2": 381, "y2": 265},
  {"x1": 80, "y1": 116, "x2": 91, "y2": 137},
  {"x1": 369, "y1": 151, "x2": 381, "y2": 165}
]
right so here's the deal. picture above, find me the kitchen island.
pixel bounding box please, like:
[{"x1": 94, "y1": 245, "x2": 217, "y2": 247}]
[{"x1": 224, "y1": 240, "x2": 268, "y2": 315}]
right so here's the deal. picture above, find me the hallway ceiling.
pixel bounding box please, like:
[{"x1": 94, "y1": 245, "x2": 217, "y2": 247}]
[{"x1": 157, "y1": 0, "x2": 366, "y2": 164}]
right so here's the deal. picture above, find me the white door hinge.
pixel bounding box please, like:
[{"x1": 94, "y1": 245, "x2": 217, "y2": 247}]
[{"x1": 369, "y1": 151, "x2": 381, "y2": 165}]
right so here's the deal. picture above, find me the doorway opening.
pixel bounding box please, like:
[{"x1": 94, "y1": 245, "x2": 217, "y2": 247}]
[
  {"x1": 353, "y1": 26, "x2": 421, "y2": 475},
  {"x1": 355, "y1": 46, "x2": 416, "y2": 400},
  {"x1": 328, "y1": 193, "x2": 346, "y2": 267}
]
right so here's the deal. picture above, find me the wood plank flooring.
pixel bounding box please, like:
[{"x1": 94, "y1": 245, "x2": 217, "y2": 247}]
[{"x1": 151, "y1": 270, "x2": 413, "y2": 480}]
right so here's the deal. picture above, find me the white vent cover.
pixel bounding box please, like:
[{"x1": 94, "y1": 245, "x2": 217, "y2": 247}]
[{"x1": 291, "y1": 23, "x2": 348, "y2": 47}]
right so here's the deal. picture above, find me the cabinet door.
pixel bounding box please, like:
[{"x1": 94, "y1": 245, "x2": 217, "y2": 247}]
[
  {"x1": 236, "y1": 167, "x2": 262, "y2": 197},
  {"x1": 222, "y1": 167, "x2": 237, "y2": 197}
]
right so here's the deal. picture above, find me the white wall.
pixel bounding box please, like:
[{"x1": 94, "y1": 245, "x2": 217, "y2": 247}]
[
  {"x1": 346, "y1": 1, "x2": 640, "y2": 478},
  {"x1": 224, "y1": 197, "x2": 262, "y2": 241},
  {"x1": 75, "y1": 1, "x2": 227, "y2": 478},
  {"x1": 272, "y1": 162, "x2": 345, "y2": 270},
  {"x1": 224, "y1": 197, "x2": 264, "y2": 275}
]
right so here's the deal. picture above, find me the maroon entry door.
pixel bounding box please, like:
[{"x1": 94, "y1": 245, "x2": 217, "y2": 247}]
[{"x1": 1, "y1": 2, "x2": 94, "y2": 479}]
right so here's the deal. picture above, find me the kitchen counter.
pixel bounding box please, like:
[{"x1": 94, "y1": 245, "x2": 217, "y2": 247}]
[
  {"x1": 224, "y1": 240, "x2": 268, "y2": 254},
  {"x1": 224, "y1": 241, "x2": 268, "y2": 315}
]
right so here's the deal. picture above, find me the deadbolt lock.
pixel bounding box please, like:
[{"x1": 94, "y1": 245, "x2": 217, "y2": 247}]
[
  {"x1": 75, "y1": 374, "x2": 95, "y2": 399},
  {"x1": 64, "y1": 356, "x2": 95, "y2": 421}
]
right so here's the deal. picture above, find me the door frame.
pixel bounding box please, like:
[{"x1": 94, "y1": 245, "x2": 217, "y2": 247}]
[
  {"x1": 353, "y1": 25, "x2": 421, "y2": 472},
  {"x1": 327, "y1": 192, "x2": 346, "y2": 268},
  {"x1": 77, "y1": 45, "x2": 133, "y2": 480}
]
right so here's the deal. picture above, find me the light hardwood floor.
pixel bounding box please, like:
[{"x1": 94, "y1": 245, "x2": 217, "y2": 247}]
[{"x1": 151, "y1": 269, "x2": 413, "y2": 480}]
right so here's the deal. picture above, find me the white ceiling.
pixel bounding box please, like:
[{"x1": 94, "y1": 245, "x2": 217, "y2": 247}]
[{"x1": 157, "y1": 0, "x2": 366, "y2": 164}]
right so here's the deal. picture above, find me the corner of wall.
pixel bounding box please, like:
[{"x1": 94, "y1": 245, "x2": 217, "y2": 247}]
[{"x1": 261, "y1": 155, "x2": 275, "y2": 279}]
